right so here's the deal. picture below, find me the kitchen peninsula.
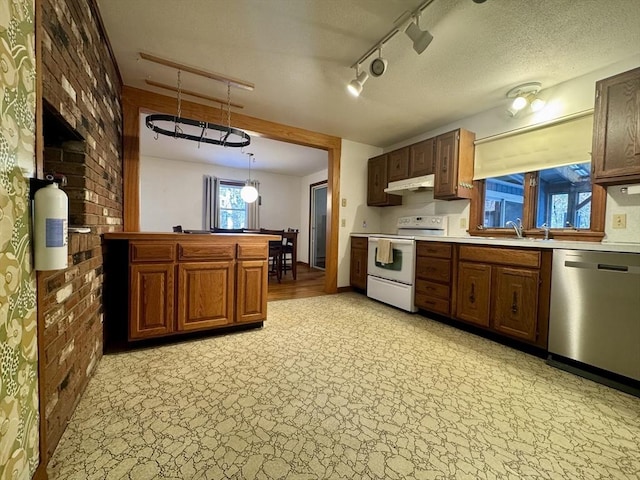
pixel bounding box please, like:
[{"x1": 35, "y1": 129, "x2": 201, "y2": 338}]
[{"x1": 102, "y1": 232, "x2": 280, "y2": 349}]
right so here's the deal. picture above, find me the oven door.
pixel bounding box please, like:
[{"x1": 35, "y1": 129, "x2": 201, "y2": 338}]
[{"x1": 367, "y1": 237, "x2": 415, "y2": 285}]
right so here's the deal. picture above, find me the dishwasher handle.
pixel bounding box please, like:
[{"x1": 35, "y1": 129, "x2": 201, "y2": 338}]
[{"x1": 564, "y1": 260, "x2": 638, "y2": 274}]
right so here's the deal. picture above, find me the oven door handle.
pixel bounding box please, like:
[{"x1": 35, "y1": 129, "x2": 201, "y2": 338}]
[{"x1": 368, "y1": 238, "x2": 415, "y2": 245}]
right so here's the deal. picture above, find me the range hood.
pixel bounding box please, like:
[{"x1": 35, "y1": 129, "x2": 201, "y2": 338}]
[{"x1": 384, "y1": 174, "x2": 435, "y2": 195}]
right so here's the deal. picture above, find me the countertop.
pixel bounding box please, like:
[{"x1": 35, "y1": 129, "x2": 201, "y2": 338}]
[
  {"x1": 351, "y1": 233, "x2": 640, "y2": 254},
  {"x1": 103, "y1": 232, "x2": 282, "y2": 242}
]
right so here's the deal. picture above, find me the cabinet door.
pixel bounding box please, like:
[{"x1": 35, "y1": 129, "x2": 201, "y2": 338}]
[
  {"x1": 409, "y1": 138, "x2": 435, "y2": 177},
  {"x1": 350, "y1": 246, "x2": 368, "y2": 290},
  {"x1": 236, "y1": 260, "x2": 268, "y2": 323},
  {"x1": 592, "y1": 67, "x2": 640, "y2": 184},
  {"x1": 367, "y1": 155, "x2": 401, "y2": 206},
  {"x1": 434, "y1": 130, "x2": 459, "y2": 199},
  {"x1": 388, "y1": 148, "x2": 410, "y2": 182},
  {"x1": 129, "y1": 263, "x2": 174, "y2": 340},
  {"x1": 456, "y1": 262, "x2": 491, "y2": 327},
  {"x1": 177, "y1": 261, "x2": 234, "y2": 331},
  {"x1": 492, "y1": 267, "x2": 539, "y2": 341}
]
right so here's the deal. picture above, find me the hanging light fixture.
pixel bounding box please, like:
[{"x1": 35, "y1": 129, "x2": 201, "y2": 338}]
[
  {"x1": 347, "y1": 65, "x2": 369, "y2": 97},
  {"x1": 506, "y1": 82, "x2": 546, "y2": 117},
  {"x1": 241, "y1": 153, "x2": 259, "y2": 203},
  {"x1": 145, "y1": 69, "x2": 251, "y2": 148}
]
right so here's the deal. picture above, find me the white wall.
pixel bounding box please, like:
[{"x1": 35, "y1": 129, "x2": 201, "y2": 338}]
[
  {"x1": 375, "y1": 55, "x2": 640, "y2": 242},
  {"x1": 337, "y1": 139, "x2": 383, "y2": 287},
  {"x1": 139, "y1": 155, "x2": 301, "y2": 231}
]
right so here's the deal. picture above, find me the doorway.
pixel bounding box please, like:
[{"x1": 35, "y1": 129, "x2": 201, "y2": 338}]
[{"x1": 310, "y1": 181, "x2": 327, "y2": 270}]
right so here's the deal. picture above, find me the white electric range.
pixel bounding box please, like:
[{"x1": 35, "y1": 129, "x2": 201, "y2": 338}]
[{"x1": 367, "y1": 215, "x2": 448, "y2": 312}]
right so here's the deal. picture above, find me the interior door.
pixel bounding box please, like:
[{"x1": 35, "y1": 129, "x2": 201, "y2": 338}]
[{"x1": 310, "y1": 181, "x2": 327, "y2": 269}]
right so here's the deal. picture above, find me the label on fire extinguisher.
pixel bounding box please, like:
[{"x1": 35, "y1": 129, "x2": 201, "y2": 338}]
[{"x1": 45, "y1": 218, "x2": 68, "y2": 247}]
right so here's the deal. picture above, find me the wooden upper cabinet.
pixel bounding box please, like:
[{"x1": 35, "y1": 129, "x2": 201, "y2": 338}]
[
  {"x1": 367, "y1": 154, "x2": 402, "y2": 207},
  {"x1": 409, "y1": 138, "x2": 435, "y2": 177},
  {"x1": 388, "y1": 147, "x2": 410, "y2": 182},
  {"x1": 592, "y1": 66, "x2": 640, "y2": 185},
  {"x1": 434, "y1": 129, "x2": 475, "y2": 200},
  {"x1": 129, "y1": 263, "x2": 175, "y2": 339}
]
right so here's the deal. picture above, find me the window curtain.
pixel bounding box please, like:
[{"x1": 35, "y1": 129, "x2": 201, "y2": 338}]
[
  {"x1": 246, "y1": 180, "x2": 260, "y2": 229},
  {"x1": 203, "y1": 175, "x2": 220, "y2": 229},
  {"x1": 473, "y1": 112, "x2": 594, "y2": 180}
]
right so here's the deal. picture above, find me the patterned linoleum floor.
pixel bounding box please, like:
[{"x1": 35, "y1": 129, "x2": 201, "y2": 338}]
[{"x1": 48, "y1": 293, "x2": 640, "y2": 480}]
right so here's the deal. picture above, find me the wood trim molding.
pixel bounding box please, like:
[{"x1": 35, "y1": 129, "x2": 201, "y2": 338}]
[{"x1": 122, "y1": 86, "x2": 341, "y2": 293}]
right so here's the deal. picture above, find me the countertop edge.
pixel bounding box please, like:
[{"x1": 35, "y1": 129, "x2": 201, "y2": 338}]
[{"x1": 350, "y1": 233, "x2": 640, "y2": 254}]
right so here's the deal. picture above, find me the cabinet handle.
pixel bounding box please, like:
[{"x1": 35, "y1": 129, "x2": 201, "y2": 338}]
[
  {"x1": 469, "y1": 283, "x2": 475, "y2": 304},
  {"x1": 511, "y1": 292, "x2": 518, "y2": 314}
]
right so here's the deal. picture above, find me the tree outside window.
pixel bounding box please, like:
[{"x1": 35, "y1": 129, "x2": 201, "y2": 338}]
[{"x1": 218, "y1": 182, "x2": 248, "y2": 228}]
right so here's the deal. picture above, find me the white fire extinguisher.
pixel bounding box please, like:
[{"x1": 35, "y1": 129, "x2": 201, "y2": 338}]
[{"x1": 34, "y1": 182, "x2": 68, "y2": 271}]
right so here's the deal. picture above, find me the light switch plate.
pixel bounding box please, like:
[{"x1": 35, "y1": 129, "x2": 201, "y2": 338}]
[
  {"x1": 341, "y1": 198, "x2": 347, "y2": 207},
  {"x1": 612, "y1": 213, "x2": 627, "y2": 229},
  {"x1": 341, "y1": 219, "x2": 346, "y2": 227}
]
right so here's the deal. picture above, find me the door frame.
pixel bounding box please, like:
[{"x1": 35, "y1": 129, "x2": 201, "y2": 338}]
[
  {"x1": 309, "y1": 180, "x2": 328, "y2": 270},
  {"x1": 122, "y1": 86, "x2": 341, "y2": 293}
]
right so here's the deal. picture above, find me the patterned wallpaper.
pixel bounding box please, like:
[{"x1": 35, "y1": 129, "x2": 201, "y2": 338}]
[{"x1": 0, "y1": 0, "x2": 39, "y2": 479}]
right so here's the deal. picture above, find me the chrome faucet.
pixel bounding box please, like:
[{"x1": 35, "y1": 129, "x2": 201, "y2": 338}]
[
  {"x1": 541, "y1": 222, "x2": 550, "y2": 240},
  {"x1": 505, "y1": 218, "x2": 524, "y2": 238}
]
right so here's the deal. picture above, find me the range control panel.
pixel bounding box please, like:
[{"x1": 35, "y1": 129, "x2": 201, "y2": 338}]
[{"x1": 396, "y1": 215, "x2": 448, "y2": 229}]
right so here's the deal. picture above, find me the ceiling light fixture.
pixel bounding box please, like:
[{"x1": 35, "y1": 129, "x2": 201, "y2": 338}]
[
  {"x1": 347, "y1": 65, "x2": 369, "y2": 97},
  {"x1": 241, "y1": 153, "x2": 259, "y2": 203},
  {"x1": 347, "y1": 0, "x2": 437, "y2": 95},
  {"x1": 506, "y1": 82, "x2": 546, "y2": 117}
]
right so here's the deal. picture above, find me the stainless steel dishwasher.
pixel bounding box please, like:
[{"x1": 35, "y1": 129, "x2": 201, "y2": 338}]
[{"x1": 548, "y1": 249, "x2": 640, "y2": 385}]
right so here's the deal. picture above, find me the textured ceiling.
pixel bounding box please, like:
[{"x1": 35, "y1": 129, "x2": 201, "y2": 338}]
[{"x1": 98, "y1": 0, "x2": 640, "y2": 173}]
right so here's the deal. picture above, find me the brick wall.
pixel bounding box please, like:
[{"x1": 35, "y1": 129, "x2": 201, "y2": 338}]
[{"x1": 39, "y1": 0, "x2": 123, "y2": 458}]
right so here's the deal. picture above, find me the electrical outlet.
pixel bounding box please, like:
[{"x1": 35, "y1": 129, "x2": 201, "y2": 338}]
[
  {"x1": 341, "y1": 198, "x2": 347, "y2": 207},
  {"x1": 362, "y1": 220, "x2": 367, "y2": 228},
  {"x1": 341, "y1": 219, "x2": 346, "y2": 227},
  {"x1": 612, "y1": 213, "x2": 627, "y2": 229}
]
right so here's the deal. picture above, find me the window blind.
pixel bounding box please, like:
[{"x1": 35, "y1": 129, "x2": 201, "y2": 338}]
[{"x1": 473, "y1": 113, "x2": 594, "y2": 180}]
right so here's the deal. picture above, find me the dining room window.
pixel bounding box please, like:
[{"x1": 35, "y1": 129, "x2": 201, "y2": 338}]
[{"x1": 218, "y1": 181, "x2": 248, "y2": 229}]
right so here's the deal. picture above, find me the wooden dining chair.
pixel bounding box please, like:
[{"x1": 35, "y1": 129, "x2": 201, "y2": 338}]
[
  {"x1": 281, "y1": 228, "x2": 298, "y2": 278},
  {"x1": 267, "y1": 240, "x2": 283, "y2": 282}
]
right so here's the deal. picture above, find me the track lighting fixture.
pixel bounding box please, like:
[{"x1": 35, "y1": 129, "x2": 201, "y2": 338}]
[
  {"x1": 347, "y1": 66, "x2": 369, "y2": 97},
  {"x1": 506, "y1": 82, "x2": 546, "y2": 117},
  {"x1": 396, "y1": 12, "x2": 433, "y2": 55},
  {"x1": 346, "y1": 0, "x2": 437, "y2": 95}
]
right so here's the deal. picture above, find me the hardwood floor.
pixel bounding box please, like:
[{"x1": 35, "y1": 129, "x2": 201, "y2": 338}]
[{"x1": 267, "y1": 263, "x2": 327, "y2": 301}]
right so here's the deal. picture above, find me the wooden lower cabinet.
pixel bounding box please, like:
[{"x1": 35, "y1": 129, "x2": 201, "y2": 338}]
[
  {"x1": 129, "y1": 263, "x2": 175, "y2": 339},
  {"x1": 350, "y1": 237, "x2": 368, "y2": 291},
  {"x1": 456, "y1": 262, "x2": 491, "y2": 327},
  {"x1": 236, "y1": 259, "x2": 268, "y2": 323},
  {"x1": 415, "y1": 242, "x2": 452, "y2": 316},
  {"x1": 492, "y1": 267, "x2": 539, "y2": 341},
  {"x1": 454, "y1": 245, "x2": 550, "y2": 348},
  {"x1": 177, "y1": 261, "x2": 235, "y2": 331},
  {"x1": 104, "y1": 235, "x2": 274, "y2": 346}
]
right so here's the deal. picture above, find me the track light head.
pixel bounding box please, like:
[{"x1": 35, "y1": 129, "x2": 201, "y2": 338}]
[
  {"x1": 347, "y1": 69, "x2": 369, "y2": 97},
  {"x1": 506, "y1": 82, "x2": 545, "y2": 117},
  {"x1": 404, "y1": 21, "x2": 433, "y2": 54}
]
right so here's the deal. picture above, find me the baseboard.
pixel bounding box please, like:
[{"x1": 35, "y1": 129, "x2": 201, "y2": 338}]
[{"x1": 337, "y1": 286, "x2": 353, "y2": 293}]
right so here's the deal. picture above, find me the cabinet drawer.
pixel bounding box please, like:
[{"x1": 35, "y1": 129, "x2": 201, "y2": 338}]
[
  {"x1": 130, "y1": 242, "x2": 175, "y2": 263},
  {"x1": 459, "y1": 245, "x2": 540, "y2": 268},
  {"x1": 416, "y1": 279, "x2": 449, "y2": 299},
  {"x1": 416, "y1": 242, "x2": 452, "y2": 259},
  {"x1": 178, "y1": 243, "x2": 235, "y2": 261},
  {"x1": 416, "y1": 257, "x2": 451, "y2": 282},
  {"x1": 237, "y1": 243, "x2": 268, "y2": 260},
  {"x1": 351, "y1": 237, "x2": 368, "y2": 249},
  {"x1": 415, "y1": 293, "x2": 450, "y2": 316}
]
